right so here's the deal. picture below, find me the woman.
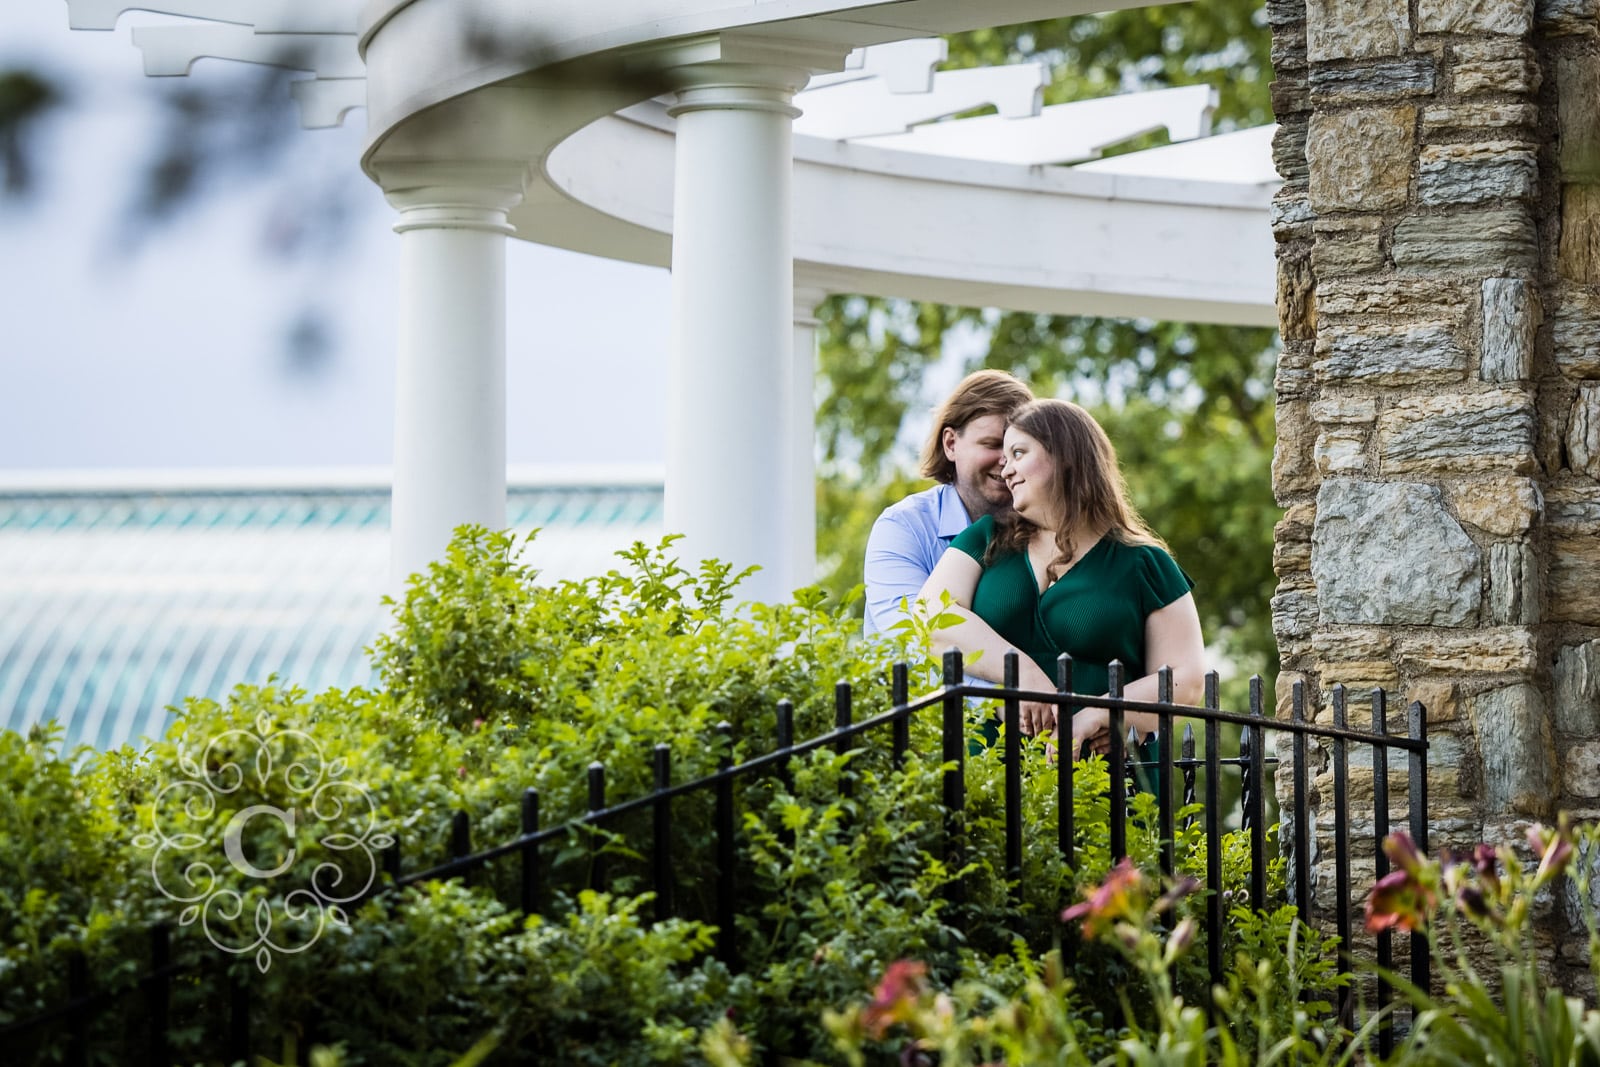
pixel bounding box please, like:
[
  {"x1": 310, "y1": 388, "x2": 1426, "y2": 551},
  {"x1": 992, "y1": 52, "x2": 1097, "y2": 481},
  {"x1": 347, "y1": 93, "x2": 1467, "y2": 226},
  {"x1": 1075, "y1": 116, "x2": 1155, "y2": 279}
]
[{"x1": 916, "y1": 398, "x2": 1205, "y2": 759}]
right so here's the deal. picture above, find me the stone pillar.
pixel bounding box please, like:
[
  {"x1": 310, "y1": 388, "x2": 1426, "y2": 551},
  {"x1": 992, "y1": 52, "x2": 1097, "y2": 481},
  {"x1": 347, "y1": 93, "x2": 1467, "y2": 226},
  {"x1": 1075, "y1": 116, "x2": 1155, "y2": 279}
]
[
  {"x1": 380, "y1": 164, "x2": 525, "y2": 588},
  {"x1": 788, "y1": 285, "x2": 828, "y2": 591},
  {"x1": 1546, "y1": 8, "x2": 1600, "y2": 874},
  {"x1": 1272, "y1": 0, "x2": 1600, "y2": 981},
  {"x1": 663, "y1": 57, "x2": 813, "y2": 604}
]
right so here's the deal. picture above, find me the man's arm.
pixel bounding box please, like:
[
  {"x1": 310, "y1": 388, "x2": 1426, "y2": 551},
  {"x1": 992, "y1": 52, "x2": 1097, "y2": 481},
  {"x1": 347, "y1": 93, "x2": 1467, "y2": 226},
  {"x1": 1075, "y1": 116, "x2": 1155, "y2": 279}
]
[{"x1": 862, "y1": 511, "x2": 937, "y2": 635}]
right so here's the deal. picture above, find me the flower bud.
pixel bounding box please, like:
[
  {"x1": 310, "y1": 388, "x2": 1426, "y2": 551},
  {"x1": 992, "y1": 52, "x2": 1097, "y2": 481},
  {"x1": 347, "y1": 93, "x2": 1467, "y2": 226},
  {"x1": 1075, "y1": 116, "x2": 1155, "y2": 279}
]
[{"x1": 1165, "y1": 917, "x2": 1197, "y2": 963}]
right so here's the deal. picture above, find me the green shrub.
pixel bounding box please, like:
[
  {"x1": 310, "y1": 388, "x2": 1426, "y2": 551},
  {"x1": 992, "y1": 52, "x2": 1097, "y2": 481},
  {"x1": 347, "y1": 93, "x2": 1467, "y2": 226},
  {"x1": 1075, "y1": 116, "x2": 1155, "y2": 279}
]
[
  {"x1": 0, "y1": 726, "x2": 164, "y2": 1065},
  {"x1": 3, "y1": 529, "x2": 1303, "y2": 1065}
]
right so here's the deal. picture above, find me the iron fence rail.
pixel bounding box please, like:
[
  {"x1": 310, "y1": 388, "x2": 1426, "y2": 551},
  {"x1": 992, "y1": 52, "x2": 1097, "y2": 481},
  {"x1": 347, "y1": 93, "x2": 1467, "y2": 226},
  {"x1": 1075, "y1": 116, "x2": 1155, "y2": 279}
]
[{"x1": 4, "y1": 650, "x2": 1429, "y2": 1063}]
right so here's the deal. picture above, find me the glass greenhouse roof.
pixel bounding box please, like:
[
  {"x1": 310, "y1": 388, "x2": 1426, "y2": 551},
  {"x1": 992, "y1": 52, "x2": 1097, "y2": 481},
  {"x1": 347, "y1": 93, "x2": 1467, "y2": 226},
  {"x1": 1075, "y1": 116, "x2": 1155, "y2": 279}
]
[{"x1": 0, "y1": 481, "x2": 663, "y2": 752}]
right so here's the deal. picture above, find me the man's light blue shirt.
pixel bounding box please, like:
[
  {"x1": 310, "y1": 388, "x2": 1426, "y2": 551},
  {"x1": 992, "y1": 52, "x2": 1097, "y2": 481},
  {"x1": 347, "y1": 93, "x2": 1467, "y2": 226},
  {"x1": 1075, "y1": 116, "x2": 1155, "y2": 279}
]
[{"x1": 863, "y1": 483, "x2": 972, "y2": 636}]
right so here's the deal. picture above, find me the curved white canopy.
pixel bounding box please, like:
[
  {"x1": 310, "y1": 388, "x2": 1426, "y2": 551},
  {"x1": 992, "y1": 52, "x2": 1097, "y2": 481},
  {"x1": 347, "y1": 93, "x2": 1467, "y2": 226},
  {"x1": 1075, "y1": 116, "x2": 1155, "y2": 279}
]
[
  {"x1": 63, "y1": 0, "x2": 1281, "y2": 600},
  {"x1": 533, "y1": 99, "x2": 1276, "y2": 325},
  {"x1": 81, "y1": 0, "x2": 1277, "y2": 324}
]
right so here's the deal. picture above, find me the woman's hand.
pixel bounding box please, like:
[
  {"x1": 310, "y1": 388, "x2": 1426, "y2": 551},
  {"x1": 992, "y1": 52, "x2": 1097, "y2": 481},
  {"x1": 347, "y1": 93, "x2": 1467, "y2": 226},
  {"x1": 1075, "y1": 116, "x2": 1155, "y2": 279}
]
[
  {"x1": 1070, "y1": 709, "x2": 1112, "y2": 759},
  {"x1": 1019, "y1": 698, "x2": 1057, "y2": 738},
  {"x1": 1012, "y1": 658, "x2": 1058, "y2": 736},
  {"x1": 1069, "y1": 707, "x2": 1161, "y2": 760}
]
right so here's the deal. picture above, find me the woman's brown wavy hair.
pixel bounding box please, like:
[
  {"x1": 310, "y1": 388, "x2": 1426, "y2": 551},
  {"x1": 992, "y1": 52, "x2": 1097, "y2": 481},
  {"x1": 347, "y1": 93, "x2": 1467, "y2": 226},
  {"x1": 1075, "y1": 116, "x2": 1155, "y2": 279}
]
[{"x1": 986, "y1": 398, "x2": 1166, "y2": 581}]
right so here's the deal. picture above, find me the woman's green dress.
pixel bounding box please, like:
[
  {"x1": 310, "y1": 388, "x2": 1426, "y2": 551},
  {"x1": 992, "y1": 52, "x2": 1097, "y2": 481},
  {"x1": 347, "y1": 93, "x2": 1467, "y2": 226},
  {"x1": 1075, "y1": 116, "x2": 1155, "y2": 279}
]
[{"x1": 949, "y1": 515, "x2": 1194, "y2": 764}]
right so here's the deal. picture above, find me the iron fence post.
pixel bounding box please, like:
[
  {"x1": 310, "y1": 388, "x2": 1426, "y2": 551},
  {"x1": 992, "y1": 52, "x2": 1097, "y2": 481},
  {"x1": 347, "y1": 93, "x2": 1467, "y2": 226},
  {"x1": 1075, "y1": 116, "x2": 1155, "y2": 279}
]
[
  {"x1": 836, "y1": 681, "x2": 854, "y2": 797},
  {"x1": 715, "y1": 721, "x2": 739, "y2": 970},
  {"x1": 1203, "y1": 673, "x2": 1224, "y2": 1000},
  {"x1": 1057, "y1": 653, "x2": 1075, "y2": 870},
  {"x1": 1291, "y1": 680, "x2": 1311, "y2": 921},
  {"x1": 1246, "y1": 675, "x2": 1267, "y2": 913},
  {"x1": 1157, "y1": 665, "x2": 1175, "y2": 880},
  {"x1": 1332, "y1": 684, "x2": 1352, "y2": 1022},
  {"x1": 1003, "y1": 651, "x2": 1022, "y2": 901},
  {"x1": 1372, "y1": 688, "x2": 1393, "y2": 1058},
  {"x1": 1057, "y1": 653, "x2": 1077, "y2": 970},
  {"x1": 942, "y1": 650, "x2": 966, "y2": 905},
  {"x1": 1408, "y1": 699, "x2": 1430, "y2": 996},
  {"x1": 521, "y1": 788, "x2": 541, "y2": 917},
  {"x1": 587, "y1": 762, "x2": 606, "y2": 892},
  {"x1": 776, "y1": 699, "x2": 795, "y2": 792},
  {"x1": 891, "y1": 663, "x2": 910, "y2": 768},
  {"x1": 1107, "y1": 660, "x2": 1126, "y2": 862},
  {"x1": 652, "y1": 747, "x2": 673, "y2": 923},
  {"x1": 1181, "y1": 723, "x2": 1198, "y2": 830},
  {"x1": 451, "y1": 810, "x2": 472, "y2": 888}
]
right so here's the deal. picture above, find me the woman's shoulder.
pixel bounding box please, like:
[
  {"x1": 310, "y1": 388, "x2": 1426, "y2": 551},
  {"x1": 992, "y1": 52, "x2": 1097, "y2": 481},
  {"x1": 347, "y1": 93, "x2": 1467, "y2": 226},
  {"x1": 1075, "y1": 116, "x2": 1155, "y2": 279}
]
[
  {"x1": 1105, "y1": 536, "x2": 1176, "y2": 563},
  {"x1": 1104, "y1": 536, "x2": 1194, "y2": 597}
]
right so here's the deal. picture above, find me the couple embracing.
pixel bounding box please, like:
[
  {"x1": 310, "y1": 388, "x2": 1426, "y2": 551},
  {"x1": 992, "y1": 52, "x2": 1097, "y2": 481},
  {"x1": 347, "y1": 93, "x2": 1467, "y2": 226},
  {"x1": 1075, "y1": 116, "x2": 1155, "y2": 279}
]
[{"x1": 862, "y1": 371, "x2": 1205, "y2": 761}]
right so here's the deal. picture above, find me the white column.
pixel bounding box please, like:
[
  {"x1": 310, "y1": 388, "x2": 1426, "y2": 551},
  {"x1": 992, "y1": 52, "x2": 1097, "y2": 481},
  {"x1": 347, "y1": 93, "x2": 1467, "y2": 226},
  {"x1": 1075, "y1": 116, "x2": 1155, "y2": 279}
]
[
  {"x1": 381, "y1": 166, "x2": 525, "y2": 588},
  {"x1": 788, "y1": 285, "x2": 827, "y2": 589},
  {"x1": 665, "y1": 62, "x2": 810, "y2": 604}
]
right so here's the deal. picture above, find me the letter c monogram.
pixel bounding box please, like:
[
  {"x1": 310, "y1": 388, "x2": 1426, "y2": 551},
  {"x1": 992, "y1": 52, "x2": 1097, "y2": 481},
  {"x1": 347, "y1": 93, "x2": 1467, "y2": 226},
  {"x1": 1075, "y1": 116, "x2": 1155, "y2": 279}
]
[{"x1": 223, "y1": 804, "x2": 298, "y2": 879}]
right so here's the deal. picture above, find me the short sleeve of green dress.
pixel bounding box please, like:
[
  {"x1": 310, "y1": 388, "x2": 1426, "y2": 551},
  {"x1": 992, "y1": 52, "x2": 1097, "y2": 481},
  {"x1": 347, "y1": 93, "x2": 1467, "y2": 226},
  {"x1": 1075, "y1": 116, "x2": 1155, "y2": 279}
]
[{"x1": 949, "y1": 515, "x2": 1194, "y2": 701}]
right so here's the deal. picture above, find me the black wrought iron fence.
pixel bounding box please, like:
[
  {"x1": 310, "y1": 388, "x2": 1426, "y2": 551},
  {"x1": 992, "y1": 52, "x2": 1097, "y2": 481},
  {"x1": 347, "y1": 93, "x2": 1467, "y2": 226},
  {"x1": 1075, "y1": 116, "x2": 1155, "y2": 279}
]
[{"x1": 3, "y1": 650, "x2": 1429, "y2": 1064}]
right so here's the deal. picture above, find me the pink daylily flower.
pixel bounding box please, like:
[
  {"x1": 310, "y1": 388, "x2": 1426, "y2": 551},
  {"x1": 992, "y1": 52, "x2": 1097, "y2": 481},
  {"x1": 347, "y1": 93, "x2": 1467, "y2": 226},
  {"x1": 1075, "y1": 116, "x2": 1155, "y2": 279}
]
[
  {"x1": 863, "y1": 960, "x2": 929, "y2": 1040},
  {"x1": 1063, "y1": 858, "x2": 1143, "y2": 938}
]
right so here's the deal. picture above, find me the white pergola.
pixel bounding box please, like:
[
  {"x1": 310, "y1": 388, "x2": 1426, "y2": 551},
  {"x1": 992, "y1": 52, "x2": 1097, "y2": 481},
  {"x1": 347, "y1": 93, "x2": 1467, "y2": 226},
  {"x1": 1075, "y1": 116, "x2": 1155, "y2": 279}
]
[{"x1": 66, "y1": 0, "x2": 1279, "y2": 602}]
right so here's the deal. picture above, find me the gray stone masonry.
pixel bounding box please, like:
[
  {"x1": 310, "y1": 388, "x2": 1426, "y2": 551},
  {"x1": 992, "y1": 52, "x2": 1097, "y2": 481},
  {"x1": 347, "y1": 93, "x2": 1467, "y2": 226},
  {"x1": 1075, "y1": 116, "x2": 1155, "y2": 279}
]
[
  {"x1": 1554, "y1": 641, "x2": 1600, "y2": 735},
  {"x1": 1418, "y1": 0, "x2": 1533, "y2": 34},
  {"x1": 1310, "y1": 480, "x2": 1482, "y2": 626},
  {"x1": 1269, "y1": 0, "x2": 1600, "y2": 975},
  {"x1": 1481, "y1": 278, "x2": 1539, "y2": 381},
  {"x1": 1315, "y1": 323, "x2": 1468, "y2": 383},
  {"x1": 1472, "y1": 684, "x2": 1554, "y2": 816}
]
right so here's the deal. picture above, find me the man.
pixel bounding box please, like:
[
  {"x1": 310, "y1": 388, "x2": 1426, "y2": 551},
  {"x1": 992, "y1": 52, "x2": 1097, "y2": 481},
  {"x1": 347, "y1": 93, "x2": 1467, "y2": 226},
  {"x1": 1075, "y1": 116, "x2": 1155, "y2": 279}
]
[{"x1": 863, "y1": 369, "x2": 1033, "y2": 635}]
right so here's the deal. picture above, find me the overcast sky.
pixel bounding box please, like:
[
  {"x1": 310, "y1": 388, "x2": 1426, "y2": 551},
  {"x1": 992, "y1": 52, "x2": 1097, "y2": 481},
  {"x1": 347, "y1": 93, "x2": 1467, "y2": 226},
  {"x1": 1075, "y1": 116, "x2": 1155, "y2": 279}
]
[{"x1": 1, "y1": 3, "x2": 672, "y2": 473}]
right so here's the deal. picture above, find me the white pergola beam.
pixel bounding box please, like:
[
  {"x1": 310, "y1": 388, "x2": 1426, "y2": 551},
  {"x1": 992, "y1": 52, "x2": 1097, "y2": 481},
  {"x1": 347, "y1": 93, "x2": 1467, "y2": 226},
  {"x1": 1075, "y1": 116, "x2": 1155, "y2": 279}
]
[
  {"x1": 805, "y1": 38, "x2": 947, "y2": 93},
  {"x1": 131, "y1": 24, "x2": 362, "y2": 77},
  {"x1": 853, "y1": 84, "x2": 1217, "y2": 165},
  {"x1": 289, "y1": 77, "x2": 366, "y2": 128},
  {"x1": 794, "y1": 62, "x2": 1044, "y2": 139},
  {"x1": 67, "y1": 0, "x2": 358, "y2": 33}
]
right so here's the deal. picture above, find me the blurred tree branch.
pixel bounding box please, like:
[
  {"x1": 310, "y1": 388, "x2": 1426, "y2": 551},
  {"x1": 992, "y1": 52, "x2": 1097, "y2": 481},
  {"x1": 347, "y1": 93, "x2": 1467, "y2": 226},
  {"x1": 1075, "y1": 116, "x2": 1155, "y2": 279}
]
[{"x1": 0, "y1": 68, "x2": 63, "y2": 197}]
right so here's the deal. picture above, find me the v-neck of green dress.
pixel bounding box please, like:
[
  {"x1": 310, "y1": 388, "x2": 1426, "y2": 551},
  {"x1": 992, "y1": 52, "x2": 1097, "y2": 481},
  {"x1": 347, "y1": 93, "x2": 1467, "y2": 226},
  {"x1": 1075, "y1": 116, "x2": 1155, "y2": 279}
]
[
  {"x1": 1025, "y1": 536, "x2": 1109, "y2": 668},
  {"x1": 1023, "y1": 534, "x2": 1108, "y2": 598}
]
